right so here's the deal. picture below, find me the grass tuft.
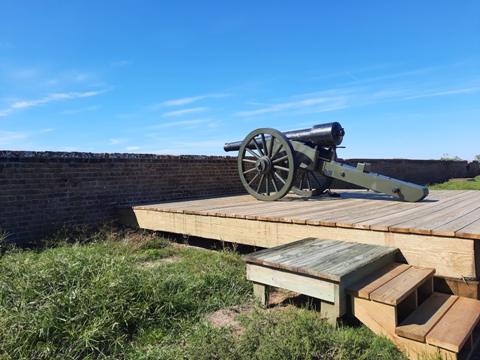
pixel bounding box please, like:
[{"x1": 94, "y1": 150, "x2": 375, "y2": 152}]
[{"x1": 428, "y1": 175, "x2": 480, "y2": 190}]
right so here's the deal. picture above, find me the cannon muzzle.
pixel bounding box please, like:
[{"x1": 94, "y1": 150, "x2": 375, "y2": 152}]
[{"x1": 224, "y1": 122, "x2": 344, "y2": 152}]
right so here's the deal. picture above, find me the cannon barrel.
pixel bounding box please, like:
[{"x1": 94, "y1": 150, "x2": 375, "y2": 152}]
[{"x1": 223, "y1": 122, "x2": 345, "y2": 152}]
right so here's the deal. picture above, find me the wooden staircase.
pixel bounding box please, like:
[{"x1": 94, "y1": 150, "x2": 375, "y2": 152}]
[{"x1": 347, "y1": 263, "x2": 480, "y2": 360}]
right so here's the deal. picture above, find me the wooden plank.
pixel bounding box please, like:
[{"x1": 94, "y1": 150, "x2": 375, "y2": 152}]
[
  {"x1": 433, "y1": 206, "x2": 480, "y2": 237},
  {"x1": 246, "y1": 263, "x2": 336, "y2": 302},
  {"x1": 456, "y1": 217, "x2": 480, "y2": 240},
  {"x1": 346, "y1": 263, "x2": 411, "y2": 299},
  {"x1": 363, "y1": 191, "x2": 470, "y2": 232},
  {"x1": 395, "y1": 292, "x2": 458, "y2": 342},
  {"x1": 370, "y1": 266, "x2": 435, "y2": 305},
  {"x1": 426, "y1": 296, "x2": 480, "y2": 352},
  {"x1": 397, "y1": 194, "x2": 480, "y2": 235},
  {"x1": 386, "y1": 191, "x2": 474, "y2": 234}
]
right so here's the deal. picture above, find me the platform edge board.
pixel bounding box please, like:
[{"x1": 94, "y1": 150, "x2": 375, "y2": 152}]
[{"x1": 246, "y1": 263, "x2": 337, "y2": 303}]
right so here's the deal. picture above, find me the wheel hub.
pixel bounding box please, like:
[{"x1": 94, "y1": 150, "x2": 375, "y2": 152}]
[{"x1": 255, "y1": 156, "x2": 272, "y2": 175}]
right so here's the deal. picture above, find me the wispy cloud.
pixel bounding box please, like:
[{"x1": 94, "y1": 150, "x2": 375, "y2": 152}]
[
  {"x1": 0, "y1": 129, "x2": 53, "y2": 146},
  {"x1": 403, "y1": 87, "x2": 480, "y2": 100},
  {"x1": 1, "y1": 89, "x2": 110, "y2": 115},
  {"x1": 126, "y1": 146, "x2": 140, "y2": 151},
  {"x1": 153, "y1": 119, "x2": 210, "y2": 128},
  {"x1": 162, "y1": 107, "x2": 209, "y2": 117},
  {"x1": 60, "y1": 105, "x2": 100, "y2": 115},
  {"x1": 158, "y1": 93, "x2": 230, "y2": 107},
  {"x1": 109, "y1": 138, "x2": 127, "y2": 145},
  {"x1": 235, "y1": 97, "x2": 347, "y2": 117},
  {"x1": 12, "y1": 90, "x2": 109, "y2": 109}
]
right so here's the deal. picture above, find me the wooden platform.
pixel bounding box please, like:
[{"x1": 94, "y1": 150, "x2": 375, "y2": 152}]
[
  {"x1": 243, "y1": 237, "x2": 398, "y2": 321},
  {"x1": 117, "y1": 190, "x2": 480, "y2": 282}
]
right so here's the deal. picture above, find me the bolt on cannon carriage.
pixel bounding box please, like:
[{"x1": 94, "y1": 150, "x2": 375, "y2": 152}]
[{"x1": 224, "y1": 123, "x2": 428, "y2": 202}]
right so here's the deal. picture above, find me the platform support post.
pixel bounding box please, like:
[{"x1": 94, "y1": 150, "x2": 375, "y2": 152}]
[{"x1": 253, "y1": 283, "x2": 270, "y2": 306}]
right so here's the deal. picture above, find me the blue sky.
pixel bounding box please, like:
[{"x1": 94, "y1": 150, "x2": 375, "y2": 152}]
[{"x1": 1, "y1": 1, "x2": 479, "y2": 160}]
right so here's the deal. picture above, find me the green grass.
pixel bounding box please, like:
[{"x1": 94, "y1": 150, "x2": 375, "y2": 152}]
[
  {"x1": 428, "y1": 175, "x2": 480, "y2": 190},
  {"x1": 0, "y1": 228, "x2": 407, "y2": 359}
]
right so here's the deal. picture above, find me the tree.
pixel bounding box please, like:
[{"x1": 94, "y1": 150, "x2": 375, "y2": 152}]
[
  {"x1": 440, "y1": 154, "x2": 463, "y2": 161},
  {"x1": 475, "y1": 154, "x2": 480, "y2": 161}
]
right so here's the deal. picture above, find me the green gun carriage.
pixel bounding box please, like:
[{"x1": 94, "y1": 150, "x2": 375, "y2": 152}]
[{"x1": 224, "y1": 122, "x2": 428, "y2": 202}]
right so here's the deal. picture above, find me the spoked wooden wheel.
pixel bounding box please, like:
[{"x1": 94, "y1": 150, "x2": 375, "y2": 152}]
[
  {"x1": 291, "y1": 148, "x2": 337, "y2": 197},
  {"x1": 238, "y1": 128, "x2": 297, "y2": 201}
]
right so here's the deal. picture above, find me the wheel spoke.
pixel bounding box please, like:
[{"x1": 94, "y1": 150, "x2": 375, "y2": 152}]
[
  {"x1": 306, "y1": 172, "x2": 312, "y2": 191},
  {"x1": 272, "y1": 154, "x2": 289, "y2": 164},
  {"x1": 298, "y1": 172, "x2": 305, "y2": 189},
  {"x1": 253, "y1": 137, "x2": 264, "y2": 156},
  {"x1": 247, "y1": 173, "x2": 260, "y2": 186},
  {"x1": 267, "y1": 136, "x2": 274, "y2": 158},
  {"x1": 273, "y1": 171, "x2": 287, "y2": 185},
  {"x1": 261, "y1": 134, "x2": 267, "y2": 156},
  {"x1": 256, "y1": 174, "x2": 265, "y2": 193},
  {"x1": 243, "y1": 167, "x2": 257, "y2": 175},
  {"x1": 265, "y1": 174, "x2": 270, "y2": 195},
  {"x1": 271, "y1": 174, "x2": 279, "y2": 192},
  {"x1": 270, "y1": 141, "x2": 282, "y2": 159},
  {"x1": 273, "y1": 164, "x2": 290, "y2": 172},
  {"x1": 242, "y1": 159, "x2": 256, "y2": 165},
  {"x1": 246, "y1": 147, "x2": 261, "y2": 159}
]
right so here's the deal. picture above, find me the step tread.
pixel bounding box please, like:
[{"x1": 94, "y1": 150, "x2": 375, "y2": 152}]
[
  {"x1": 370, "y1": 266, "x2": 435, "y2": 305},
  {"x1": 396, "y1": 292, "x2": 458, "y2": 342},
  {"x1": 426, "y1": 296, "x2": 480, "y2": 353},
  {"x1": 346, "y1": 262, "x2": 411, "y2": 299}
]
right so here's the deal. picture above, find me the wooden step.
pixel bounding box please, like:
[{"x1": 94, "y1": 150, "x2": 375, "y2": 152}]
[
  {"x1": 243, "y1": 237, "x2": 398, "y2": 323},
  {"x1": 426, "y1": 296, "x2": 480, "y2": 353},
  {"x1": 396, "y1": 292, "x2": 458, "y2": 342},
  {"x1": 370, "y1": 266, "x2": 435, "y2": 305},
  {"x1": 346, "y1": 262, "x2": 411, "y2": 299},
  {"x1": 347, "y1": 262, "x2": 435, "y2": 306}
]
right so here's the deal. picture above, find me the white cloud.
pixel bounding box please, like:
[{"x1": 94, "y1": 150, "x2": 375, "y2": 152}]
[
  {"x1": 109, "y1": 138, "x2": 127, "y2": 145},
  {"x1": 60, "y1": 105, "x2": 100, "y2": 115},
  {"x1": 154, "y1": 119, "x2": 209, "y2": 128},
  {"x1": 126, "y1": 146, "x2": 140, "y2": 151},
  {"x1": 0, "y1": 129, "x2": 53, "y2": 146},
  {"x1": 3, "y1": 88, "x2": 110, "y2": 114},
  {"x1": 403, "y1": 87, "x2": 480, "y2": 100},
  {"x1": 161, "y1": 96, "x2": 207, "y2": 107},
  {"x1": 235, "y1": 97, "x2": 346, "y2": 117},
  {"x1": 162, "y1": 107, "x2": 208, "y2": 117},
  {"x1": 158, "y1": 93, "x2": 230, "y2": 107}
]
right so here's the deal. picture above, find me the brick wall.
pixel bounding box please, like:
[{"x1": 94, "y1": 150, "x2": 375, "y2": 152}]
[
  {"x1": 1, "y1": 151, "x2": 478, "y2": 244},
  {"x1": 0, "y1": 151, "x2": 243, "y2": 244}
]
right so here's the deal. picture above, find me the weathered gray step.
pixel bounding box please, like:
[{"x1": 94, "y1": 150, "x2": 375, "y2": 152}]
[{"x1": 243, "y1": 237, "x2": 398, "y2": 321}]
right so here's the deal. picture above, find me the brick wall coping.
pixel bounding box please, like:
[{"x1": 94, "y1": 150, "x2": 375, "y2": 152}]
[{"x1": 0, "y1": 150, "x2": 236, "y2": 161}]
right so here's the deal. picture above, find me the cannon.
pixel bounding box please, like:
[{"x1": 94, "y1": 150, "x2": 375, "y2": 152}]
[{"x1": 224, "y1": 122, "x2": 428, "y2": 202}]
